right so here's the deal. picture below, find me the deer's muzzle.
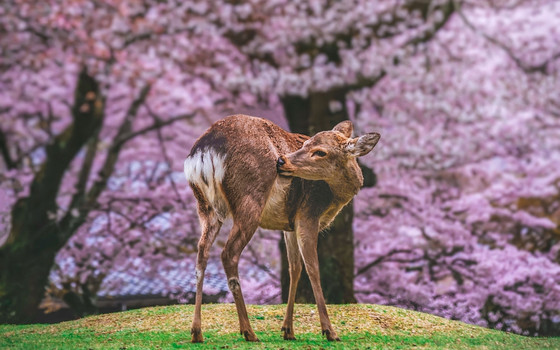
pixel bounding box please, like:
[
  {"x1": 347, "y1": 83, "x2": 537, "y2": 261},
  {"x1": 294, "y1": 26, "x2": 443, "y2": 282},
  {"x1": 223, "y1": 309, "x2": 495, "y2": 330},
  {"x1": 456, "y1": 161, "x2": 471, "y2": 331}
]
[{"x1": 277, "y1": 156, "x2": 292, "y2": 175}]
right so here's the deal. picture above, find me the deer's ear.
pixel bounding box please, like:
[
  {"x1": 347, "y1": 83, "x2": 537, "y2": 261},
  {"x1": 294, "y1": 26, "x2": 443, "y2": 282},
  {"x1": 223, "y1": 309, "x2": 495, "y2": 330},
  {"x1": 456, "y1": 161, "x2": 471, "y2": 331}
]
[
  {"x1": 345, "y1": 133, "x2": 380, "y2": 157},
  {"x1": 332, "y1": 120, "x2": 353, "y2": 138}
]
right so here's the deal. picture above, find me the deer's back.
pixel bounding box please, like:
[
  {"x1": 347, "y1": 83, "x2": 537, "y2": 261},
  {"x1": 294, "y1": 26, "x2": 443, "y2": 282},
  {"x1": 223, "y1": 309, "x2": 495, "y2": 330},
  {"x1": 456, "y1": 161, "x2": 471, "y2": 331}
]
[{"x1": 185, "y1": 115, "x2": 307, "y2": 227}]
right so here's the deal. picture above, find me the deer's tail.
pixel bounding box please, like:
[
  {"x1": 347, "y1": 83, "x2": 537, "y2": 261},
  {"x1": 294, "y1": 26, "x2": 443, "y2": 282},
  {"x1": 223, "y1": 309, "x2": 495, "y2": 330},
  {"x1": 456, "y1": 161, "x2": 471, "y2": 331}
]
[{"x1": 184, "y1": 149, "x2": 229, "y2": 221}]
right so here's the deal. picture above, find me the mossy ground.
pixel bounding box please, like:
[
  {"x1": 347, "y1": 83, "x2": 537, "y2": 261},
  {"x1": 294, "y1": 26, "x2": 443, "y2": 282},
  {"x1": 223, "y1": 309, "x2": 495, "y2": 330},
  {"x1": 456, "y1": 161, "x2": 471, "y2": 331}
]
[{"x1": 1, "y1": 304, "x2": 559, "y2": 349}]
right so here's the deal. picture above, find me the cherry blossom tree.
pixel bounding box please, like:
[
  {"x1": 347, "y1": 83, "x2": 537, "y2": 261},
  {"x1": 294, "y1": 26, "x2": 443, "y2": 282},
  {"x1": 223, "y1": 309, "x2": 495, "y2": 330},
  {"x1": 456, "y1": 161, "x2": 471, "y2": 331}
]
[
  {"x1": 0, "y1": 0, "x2": 239, "y2": 322},
  {"x1": 349, "y1": 0, "x2": 560, "y2": 335}
]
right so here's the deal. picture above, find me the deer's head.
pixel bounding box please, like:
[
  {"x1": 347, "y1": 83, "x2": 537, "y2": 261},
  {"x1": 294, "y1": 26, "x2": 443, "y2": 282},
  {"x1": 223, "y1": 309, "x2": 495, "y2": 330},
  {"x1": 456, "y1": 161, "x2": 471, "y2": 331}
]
[{"x1": 277, "y1": 121, "x2": 380, "y2": 181}]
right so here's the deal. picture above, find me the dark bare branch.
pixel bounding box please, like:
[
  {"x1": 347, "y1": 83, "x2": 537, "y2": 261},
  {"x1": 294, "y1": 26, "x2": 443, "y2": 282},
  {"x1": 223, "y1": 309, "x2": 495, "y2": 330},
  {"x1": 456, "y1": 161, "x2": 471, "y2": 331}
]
[
  {"x1": 345, "y1": 0, "x2": 455, "y2": 92},
  {"x1": 147, "y1": 106, "x2": 187, "y2": 210},
  {"x1": 58, "y1": 128, "x2": 101, "y2": 232},
  {"x1": 457, "y1": 5, "x2": 560, "y2": 74},
  {"x1": 0, "y1": 128, "x2": 16, "y2": 170},
  {"x1": 6, "y1": 68, "x2": 104, "y2": 249},
  {"x1": 357, "y1": 249, "x2": 419, "y2": 275},
  {"x1": 83, "y1": 85, "x2": 152, "y2": 212},
  {"x1": 112, "y1": 111, "x2": 197, "y2": 150},
  {"x1": 59, "y1": 84, "x2": 151, "y2": 239}
]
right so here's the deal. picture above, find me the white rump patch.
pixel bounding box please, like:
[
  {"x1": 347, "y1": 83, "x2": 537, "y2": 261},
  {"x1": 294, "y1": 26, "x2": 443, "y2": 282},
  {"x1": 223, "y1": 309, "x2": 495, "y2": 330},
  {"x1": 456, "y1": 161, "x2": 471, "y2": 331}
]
[
  {"x1": 184, "y1": 150, "x2": 228, "y2": 219},
  {"x1": 184, "y1": 149, "x2": 226, "y2": 185}
]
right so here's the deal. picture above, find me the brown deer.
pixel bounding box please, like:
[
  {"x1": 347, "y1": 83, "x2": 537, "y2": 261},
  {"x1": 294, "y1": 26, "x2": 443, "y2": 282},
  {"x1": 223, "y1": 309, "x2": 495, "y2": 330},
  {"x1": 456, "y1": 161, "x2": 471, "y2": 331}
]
[{"x1": 184, "y1": 114, "x2": 380, "y2": 342}]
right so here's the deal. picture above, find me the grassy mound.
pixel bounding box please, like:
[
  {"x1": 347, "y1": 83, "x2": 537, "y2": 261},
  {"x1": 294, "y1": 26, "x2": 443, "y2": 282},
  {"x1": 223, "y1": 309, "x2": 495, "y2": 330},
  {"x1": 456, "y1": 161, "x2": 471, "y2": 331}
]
[{"x1": 1, "y1": 304, "x2": 558, "y2": 349}]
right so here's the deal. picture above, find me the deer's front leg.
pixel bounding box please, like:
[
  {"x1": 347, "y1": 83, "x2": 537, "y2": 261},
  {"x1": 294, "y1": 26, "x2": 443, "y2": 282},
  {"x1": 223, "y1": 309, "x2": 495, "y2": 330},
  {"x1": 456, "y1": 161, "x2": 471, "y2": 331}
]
[
  {"x1": 296, "y1": 219, "x2": 340, "y2": 341},
  {"x1": 282, "y1": 231, "x2": 302, "y2": 340}
]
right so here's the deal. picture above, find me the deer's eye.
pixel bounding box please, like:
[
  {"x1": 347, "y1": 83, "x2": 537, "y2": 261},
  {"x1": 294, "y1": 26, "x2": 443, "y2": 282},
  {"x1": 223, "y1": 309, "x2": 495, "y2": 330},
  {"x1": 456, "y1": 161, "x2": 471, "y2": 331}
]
[{"x1": 312, "y1": 150, "x2": 327, "y2": 157}]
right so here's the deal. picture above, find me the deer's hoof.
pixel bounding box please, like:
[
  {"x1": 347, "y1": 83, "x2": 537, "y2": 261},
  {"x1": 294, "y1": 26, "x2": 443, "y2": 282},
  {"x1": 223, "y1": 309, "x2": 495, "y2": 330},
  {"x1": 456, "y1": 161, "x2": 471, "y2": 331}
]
[
  {"x1": 191, "y1": 328, "x2": 204, "y2": 343},
  {"x1": 243, "y1": 330, "x2": 260, "y2": 342},
  {"x1": 322, "y1": 329, "x2": 340, "y2": 341},
  {"x1": 284, "y1": 334, "x2": 297, "y2": 341},
  {"x1": 281, "y1": 326, "x2": 296, "y2": 340}
]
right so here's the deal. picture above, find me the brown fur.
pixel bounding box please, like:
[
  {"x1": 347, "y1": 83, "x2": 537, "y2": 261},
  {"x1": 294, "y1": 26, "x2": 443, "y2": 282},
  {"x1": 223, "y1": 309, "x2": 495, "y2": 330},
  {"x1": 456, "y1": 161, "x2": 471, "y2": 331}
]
[{"x1": 186, "y1": 114, "x2": 380, "y2": 342}]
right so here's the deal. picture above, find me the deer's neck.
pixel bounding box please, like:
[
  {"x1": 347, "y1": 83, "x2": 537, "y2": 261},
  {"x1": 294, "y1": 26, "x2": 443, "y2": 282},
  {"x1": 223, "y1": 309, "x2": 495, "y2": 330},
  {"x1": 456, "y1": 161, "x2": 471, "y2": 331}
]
[
  {"x1": 325, "y1": 161, "x2": 363, "y2": 204},
  {"x1": 315, "y1": 163, "x2": 362, "y2": 231}
]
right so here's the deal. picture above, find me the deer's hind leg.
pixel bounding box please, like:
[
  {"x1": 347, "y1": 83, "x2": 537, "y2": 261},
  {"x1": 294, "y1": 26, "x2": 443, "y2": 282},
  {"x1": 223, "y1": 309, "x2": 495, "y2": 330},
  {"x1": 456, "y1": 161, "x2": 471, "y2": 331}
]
[
  {"x1": 281, "y1": 231, "x2": 302, "y2": 340},
  {"x1": 191, "y1": 185, "x2": 223, "y2": 343},
  {"x1": 221, "y1": 218, "x2": 261, "y2": 341},
  {"x1": 220, "y1": 165, "x2": 277, "y2": 342}
]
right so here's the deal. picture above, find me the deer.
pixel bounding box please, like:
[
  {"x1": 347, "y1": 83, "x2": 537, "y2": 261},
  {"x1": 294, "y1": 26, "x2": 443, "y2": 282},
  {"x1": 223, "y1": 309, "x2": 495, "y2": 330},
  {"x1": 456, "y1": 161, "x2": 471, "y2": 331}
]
[{"x1": 184, "y1": 114, "x2": 380, "y2": 343}]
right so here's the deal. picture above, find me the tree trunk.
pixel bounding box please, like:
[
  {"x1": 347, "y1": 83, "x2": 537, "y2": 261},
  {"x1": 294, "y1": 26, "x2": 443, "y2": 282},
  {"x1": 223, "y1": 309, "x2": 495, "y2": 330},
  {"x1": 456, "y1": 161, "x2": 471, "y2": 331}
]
[
  {"x1": 280, "y1": 89, "x2": 357, "y2": 304},
  {"x1": 0, "y1": 230, "x2": 60, "y2": 323},
  {"x1": 0, "y1": 70, "x2": 104, "y2": 323}
]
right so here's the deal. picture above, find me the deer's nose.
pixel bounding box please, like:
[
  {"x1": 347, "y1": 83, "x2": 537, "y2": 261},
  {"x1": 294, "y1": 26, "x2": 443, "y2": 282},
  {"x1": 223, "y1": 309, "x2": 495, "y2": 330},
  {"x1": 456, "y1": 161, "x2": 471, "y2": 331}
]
[{"x1": 276, "y1": 156, "x2": 286, "y2": 169}]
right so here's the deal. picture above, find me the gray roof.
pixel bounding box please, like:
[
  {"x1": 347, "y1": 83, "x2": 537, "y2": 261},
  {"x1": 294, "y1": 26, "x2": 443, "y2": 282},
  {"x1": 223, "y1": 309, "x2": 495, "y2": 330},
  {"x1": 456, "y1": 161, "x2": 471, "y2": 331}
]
[{"x1": 97, "y1": 260, "x2": 228, "y2": 300}]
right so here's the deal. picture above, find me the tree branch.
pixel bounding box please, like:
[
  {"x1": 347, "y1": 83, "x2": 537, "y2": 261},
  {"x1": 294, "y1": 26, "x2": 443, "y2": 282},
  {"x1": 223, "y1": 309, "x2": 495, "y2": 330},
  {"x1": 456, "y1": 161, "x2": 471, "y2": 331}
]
[
  {"x1": 0, "y1": 128, "x2": 16, "y2": 170},
  {"x1": 7, "y1": 68, "x2": 104, "y2": 249},
  {"x1": 345, "y1": 70, "x2": 387, "y2": 94},
  {"x1": 58, "y1": 85, "x2": 151, "y2": 240},
  {"x1": 60, "y1": 87, "x2": 197, "y2": 241},
  {"x1": 356, "y1": 249, "x2": 419, "y2": 275},
  {"x1": 345, "y1": 0, "x2": 455, "y2": 92},
  {"x1": 457, "y1": 3, "x2": 559, "y2": 74},
  {"x1": 58, "y1": 128, "x2": 101, "y2": 232},
  {"x1": 147, "y1": 106, "x2": 187, "y2": 210},
  {"x1": 112, "y1": 111, "x2": 197, "y2": 150}
]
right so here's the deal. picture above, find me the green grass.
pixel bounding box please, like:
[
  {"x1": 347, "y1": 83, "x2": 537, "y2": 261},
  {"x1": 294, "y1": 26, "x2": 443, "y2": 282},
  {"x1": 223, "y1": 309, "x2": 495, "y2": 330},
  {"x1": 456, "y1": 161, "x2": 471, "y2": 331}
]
[{"x1": 1, "y1": 304, "x2": 559, "y2": 349}]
